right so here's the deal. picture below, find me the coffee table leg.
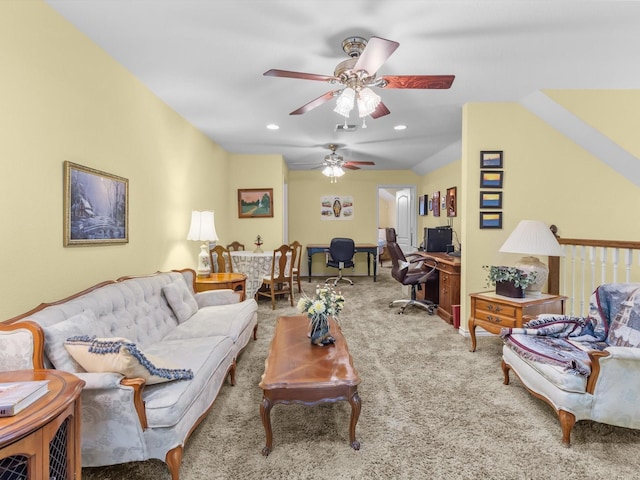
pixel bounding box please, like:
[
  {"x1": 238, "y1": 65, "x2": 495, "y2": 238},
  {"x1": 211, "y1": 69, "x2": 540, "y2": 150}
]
[
  {"x1": 348, "y1": 390, "x2": 361, "y2": 450},
  {"x1": 260, "y1": 396, "x2": 273, "y2": 456}
]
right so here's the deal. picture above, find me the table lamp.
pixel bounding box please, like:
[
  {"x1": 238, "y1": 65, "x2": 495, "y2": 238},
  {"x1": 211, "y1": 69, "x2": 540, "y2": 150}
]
[
  {"x1": 187, "y1": 210, "x2": 219, "y2": 277},
  {"x1": 499, "y1": 220, "x2": 564, "y2": 297}
]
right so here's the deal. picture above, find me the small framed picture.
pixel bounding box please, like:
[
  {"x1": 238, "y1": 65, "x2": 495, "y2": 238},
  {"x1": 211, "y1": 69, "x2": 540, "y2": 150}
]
[
  {"x1": 479, "y1": 191, "x2": 503, "y2": 209},
  {"x1": 419, "y1": 194, "x2": 428, "y2": 216},
  {"x1": 432, "y1": 191, "x2": 440, "y2": 217},
  {"x1": 428, "y1": 198, "x2": 433, "y2": 211},
  {"x1": 446, "y1": 187, "x2": 457, "y2": 217},
  {"x1": 480, "y1": 170, "x2": 504, "y2": 188},
  {"x1": 480, "y1": 150, "x2": 503, "y2": 169},
  {"x1": 479, "y1": 211, "x2": 503, "y2": 229},
  {"x1": 238, "y1": 188, "x2": 273, "y2": 218}
]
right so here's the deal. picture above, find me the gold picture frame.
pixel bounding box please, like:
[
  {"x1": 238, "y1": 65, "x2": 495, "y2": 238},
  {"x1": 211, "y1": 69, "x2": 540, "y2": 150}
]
[
  {"x1": 63, "y1": 161, "x2": 128, "y2": 246},
  {"x1": 238, "y1": 188, "x2": 274, "y2": 218}
]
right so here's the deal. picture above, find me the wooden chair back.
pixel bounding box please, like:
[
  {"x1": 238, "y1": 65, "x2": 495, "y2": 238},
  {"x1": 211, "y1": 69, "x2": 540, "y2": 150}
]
[
  {"x1": 209, "y1": 245, "x2": 233, "y2": 273},
  {"x1": 227, "y1": 241, "x2": 245, "y2": 251},
  {"x1": 257, "y1": 244, "x2": 294, "y2": 310},
  {"x1": 289, "y1": 240, "x2": 302, "y2": 293}
]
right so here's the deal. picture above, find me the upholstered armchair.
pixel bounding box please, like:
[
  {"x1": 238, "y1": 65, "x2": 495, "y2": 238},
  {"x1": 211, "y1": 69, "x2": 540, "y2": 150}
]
[
  {"x1": 501, "y1": 283, "x2": 640, "y2": 445},
  {"x1": 0, "y1": 321, "x2": 45, "y2": 371}
]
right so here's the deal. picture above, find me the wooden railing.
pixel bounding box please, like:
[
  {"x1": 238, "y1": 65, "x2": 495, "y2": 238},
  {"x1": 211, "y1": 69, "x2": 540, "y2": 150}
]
[{"x1": 548, "y1": 231, "x2": 640, "y2": 316}]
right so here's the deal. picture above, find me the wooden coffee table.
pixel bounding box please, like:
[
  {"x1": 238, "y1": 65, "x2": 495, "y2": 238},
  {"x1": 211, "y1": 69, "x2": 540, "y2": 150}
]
[{"x1": 259, "y1": 315, "x2": 361, "y2": 456}]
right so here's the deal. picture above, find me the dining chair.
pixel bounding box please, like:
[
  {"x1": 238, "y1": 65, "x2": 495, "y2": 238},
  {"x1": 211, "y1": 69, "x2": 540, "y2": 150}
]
[
  {"x1": 289, "y1": 240, "x2": 302, "y2": 293},
  {"x1": 257, "y1": 244, "x2": 294, "y2": 310},
  {"x1": 209, "y1": 245, "x2": 234, "y2": 273},
  {"x1": 226, "y1": 241, "x2": 245, "y2": 251}
]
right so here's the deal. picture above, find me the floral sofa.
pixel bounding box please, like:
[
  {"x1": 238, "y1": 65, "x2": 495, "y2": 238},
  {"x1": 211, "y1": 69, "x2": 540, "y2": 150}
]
[
  {"x1": 0, "y1": 268, "x2": 258, "y2": 480},
  {"x1": 501, "y1": 283, "x2": 640, "y2": 445}
]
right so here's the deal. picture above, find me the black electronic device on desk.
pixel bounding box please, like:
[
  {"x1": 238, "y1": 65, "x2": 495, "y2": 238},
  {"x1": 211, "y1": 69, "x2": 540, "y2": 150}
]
[{"x1": 423, "y1": 226, "x2": 452, "y2": 253}]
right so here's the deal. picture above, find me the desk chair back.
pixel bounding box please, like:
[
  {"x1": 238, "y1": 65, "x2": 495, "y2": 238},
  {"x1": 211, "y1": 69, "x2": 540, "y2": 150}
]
[
  {"x1": 209, "y1": 245, "x2": 233, "y2": 273},
  {"x1": 325, "y1": 238, "x2": 356, "y2": 286},
  {"x1": 387, "y1": 241, "x2": 438, "y2": 314}
]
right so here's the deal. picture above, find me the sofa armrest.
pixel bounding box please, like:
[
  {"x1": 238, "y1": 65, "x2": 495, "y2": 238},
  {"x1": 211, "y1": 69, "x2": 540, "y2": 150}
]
[{"x1": 195, "y1": 289, "x2": 240, "y2": 308}]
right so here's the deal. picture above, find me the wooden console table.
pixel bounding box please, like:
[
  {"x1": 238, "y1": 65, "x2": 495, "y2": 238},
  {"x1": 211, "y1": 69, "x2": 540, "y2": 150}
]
[
  {"x1": 0, "y1": 369, "x2": 84, "y2": 480},
  {"x1": 259, "y1": 315, "x2": 361, "y2": 456},
  {"x1": 306, "y1": 243, "x2": 378, "y2": 282},
  {"x1": 414, "y1": 252, "x2": 461, "y2": 324},
  {"x1": 468, "y1": 291, "x2": 567, "y2": 352},
  {"x1": 195, "y1": 272, "x2": 247, "y2": 301}
]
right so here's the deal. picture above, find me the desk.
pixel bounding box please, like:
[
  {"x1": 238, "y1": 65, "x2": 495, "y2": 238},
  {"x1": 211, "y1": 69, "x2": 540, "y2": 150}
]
[
  {"x1": 414, "y1": 252, "x2": 461, "y2": 324},
  {"x1": 230, "y1": 251, "x2": 291, "y2": 299},
  {"x1": 306, "y1": 243, "x2": 378, "y2": 282},
  {"x1": 195, "y1": 272, "x2": 247, "y2": 301}
]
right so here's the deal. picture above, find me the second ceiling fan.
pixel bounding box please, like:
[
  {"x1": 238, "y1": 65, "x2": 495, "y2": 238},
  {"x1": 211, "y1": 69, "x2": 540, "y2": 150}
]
[{"x1": 264, "y1": 35, "x2": 455, "y2": 120}]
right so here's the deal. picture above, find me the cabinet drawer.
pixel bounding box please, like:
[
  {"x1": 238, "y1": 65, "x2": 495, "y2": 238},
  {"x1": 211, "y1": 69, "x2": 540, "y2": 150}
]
[
  {"x1": 475, "y1": 299, "x2": 516, "y2": 317},
  {"x1": 474, "y1": 310, "x2": 517, "y2": 327}
]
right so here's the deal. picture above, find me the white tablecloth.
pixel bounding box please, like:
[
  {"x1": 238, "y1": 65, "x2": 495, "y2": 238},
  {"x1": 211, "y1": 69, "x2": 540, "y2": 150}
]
[{"x1": 230, "y1": 251, "x2": 291, "y2": 299}]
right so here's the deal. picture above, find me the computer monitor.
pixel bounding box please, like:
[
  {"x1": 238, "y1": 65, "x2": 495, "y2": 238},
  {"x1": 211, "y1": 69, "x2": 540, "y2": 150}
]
[{"x1": 424, "y1": 227, "x2": 452, "y2": 252}]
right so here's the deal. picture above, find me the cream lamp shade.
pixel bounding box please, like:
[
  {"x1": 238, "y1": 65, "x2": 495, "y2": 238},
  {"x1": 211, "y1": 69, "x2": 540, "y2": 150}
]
[
  {"x1": 187, "y1": 210, "x2": 219, "y2": 277},
  {"x1": 499, "y1": 220, "x2": 564, "y2": 297}
]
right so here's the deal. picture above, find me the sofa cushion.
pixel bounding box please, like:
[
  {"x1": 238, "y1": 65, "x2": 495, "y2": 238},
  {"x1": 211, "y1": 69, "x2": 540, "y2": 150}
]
[
  {"x1": 64, "y1": 336, "x2": 193, "y2": 384},
  {"x1": 162, "y1": 299, "x2": 257, "y2": 342},
  {"x1": 141, "y1": 335, "x2": 234, "y2": 428},
  {"x1": 42, "y1": 310, "x2": 109, "y2": 372},
  {"x1": 162, "y1": 279, "x2": 198, "y2": 323}
]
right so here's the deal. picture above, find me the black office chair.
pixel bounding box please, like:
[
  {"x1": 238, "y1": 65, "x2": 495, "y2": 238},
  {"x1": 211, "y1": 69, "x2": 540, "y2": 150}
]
[
  {"x1": 387, "y1": 240, "x2": 438, "y2": 314},
  {"x1": 325, "y1": 237, "x2": 356, "y2": 286}
]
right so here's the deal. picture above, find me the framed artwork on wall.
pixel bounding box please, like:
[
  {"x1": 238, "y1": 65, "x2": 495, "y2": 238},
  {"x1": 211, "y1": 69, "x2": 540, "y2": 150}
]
[
  {"x1": 479, "y1": 191, "x2": 503, "y2": 209},
  {"x1": 480, "y1": 170, "x2": 504, "y2": 188},
  {"x1": 238, "y1": 188, "x2": 274, "y2": 218},
  {"x1": 63, "y1": 161, "x2": 128, "y2": 246},
  {"x1": 419, "y1": 195, "x2": 428, "y2": 216},
  {"x1": 480, "y1": 150, "x2": 503, "y2": 168},
  {"x1": 432, "y1": 191, "x2": 441, "y2": 217},
  {"x1": 479, "y1": 211, "x2": 503, "y2": 229},
  {"x1": 446, "y1": 187, "x2": 457, "y2": 217}
]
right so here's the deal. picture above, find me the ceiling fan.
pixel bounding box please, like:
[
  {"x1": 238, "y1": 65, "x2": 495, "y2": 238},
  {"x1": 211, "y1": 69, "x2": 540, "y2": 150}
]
[
  {"x1": 297, "y1": 144, "x2": 375, "y2": 183},
  {"x1": 264, "y1": 35, "x2": 455, "y2": 120}
]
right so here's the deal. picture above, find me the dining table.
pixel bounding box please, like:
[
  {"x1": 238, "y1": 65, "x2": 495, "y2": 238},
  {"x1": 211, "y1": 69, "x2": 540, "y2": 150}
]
[{"x1": 230, "y1": 250, "x2": 292, "y2": 300}]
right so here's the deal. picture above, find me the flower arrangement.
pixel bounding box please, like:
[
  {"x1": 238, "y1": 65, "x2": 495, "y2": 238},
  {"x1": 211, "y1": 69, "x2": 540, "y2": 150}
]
[
  {"x1": 297, "y1": 285, "x2": 345, "y2": 346},
  {"x1": 483, "y1": 265, "x2": 538, "y2": 289}
]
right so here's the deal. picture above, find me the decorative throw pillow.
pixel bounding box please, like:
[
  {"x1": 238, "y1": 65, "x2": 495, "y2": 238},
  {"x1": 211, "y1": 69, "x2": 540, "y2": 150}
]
[
  {"x1": 162, "y1": 279, "x2": 198, "y2": 323},
  {"x1": 64, "y1": 336, "x2": 193, "y2": 384},
  {"x1": 42, "y1": 310, "x2": 109, "y2": 372}
]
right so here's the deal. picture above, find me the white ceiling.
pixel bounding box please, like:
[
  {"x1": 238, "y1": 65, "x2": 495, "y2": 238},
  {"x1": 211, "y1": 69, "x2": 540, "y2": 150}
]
[{"x1": 46, "y1": 0, "x2": 640, "y2": 174}]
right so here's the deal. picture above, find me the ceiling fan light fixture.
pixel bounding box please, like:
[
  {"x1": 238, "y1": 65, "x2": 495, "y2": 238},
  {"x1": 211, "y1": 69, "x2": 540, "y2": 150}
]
[
  {"x1": 357, "y1": 87, "x2": 381, "y2": 117},
  {"x1": 333, "y1": 87, "x2": 355, "y2": 117}
]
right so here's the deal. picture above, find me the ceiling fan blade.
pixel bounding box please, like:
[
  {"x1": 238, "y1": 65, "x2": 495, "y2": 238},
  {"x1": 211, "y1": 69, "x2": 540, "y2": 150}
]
[
  {"x1": 343, "y1": 165, "x2": 361, "y2": 170},
  {"x1": 290, "y1": 91, "x2": 336, "y2": 115},
  {"x1": 263, "y1": 69, "x2": 335, "y2": 82},
  {"x1": 381, "y1": 75, "x2": 455, "y2": 89},
  {"x1": 369, "y1": 102, "x2": 390, "y2": 119},
  {"x1": 344, "y1": 161, "x2": 375, "y2": 167},
  {"x1": 354, "y1": 36, "x2": 399, "y2": 75}
]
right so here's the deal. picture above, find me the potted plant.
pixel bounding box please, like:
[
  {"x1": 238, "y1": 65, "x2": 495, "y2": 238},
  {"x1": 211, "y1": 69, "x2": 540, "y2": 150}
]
[{"x1": 483, "y1": 265, "x2": 538, "y2": 298}]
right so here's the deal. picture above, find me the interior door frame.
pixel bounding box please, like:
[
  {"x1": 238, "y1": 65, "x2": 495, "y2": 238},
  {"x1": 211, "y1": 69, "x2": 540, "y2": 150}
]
[{"x1": 377, "y1": 184, "x2": 417, "y2": 250}]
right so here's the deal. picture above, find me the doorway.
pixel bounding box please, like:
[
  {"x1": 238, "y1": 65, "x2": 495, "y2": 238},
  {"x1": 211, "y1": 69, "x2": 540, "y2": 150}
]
[{"x1": 377, "y1": 185, "x2": 417, "y2": 253}]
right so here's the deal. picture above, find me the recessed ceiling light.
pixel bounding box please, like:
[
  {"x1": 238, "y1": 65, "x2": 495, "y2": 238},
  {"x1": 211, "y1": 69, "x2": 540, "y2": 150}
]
[
  {"x1": 394, "y1": 124, "x2": 407, "y2": 131},
  {"x1": 266, "y1": 124, "x2": 279, "y2": 130}
]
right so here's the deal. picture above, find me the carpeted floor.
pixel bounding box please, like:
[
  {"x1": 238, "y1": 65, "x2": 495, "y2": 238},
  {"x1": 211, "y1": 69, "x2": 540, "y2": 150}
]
[{"x1": 83, "y1": 266, "x2": 640, "y2": 480}]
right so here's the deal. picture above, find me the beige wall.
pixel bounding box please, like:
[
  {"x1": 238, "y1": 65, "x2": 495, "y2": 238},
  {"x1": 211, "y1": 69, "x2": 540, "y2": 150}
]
[
  {"x1": 459, "y1": 99, "x2": 640, "y2": 331},
  {"x1": 288, "y1": 170, "x2": 420, "y2": 278}
]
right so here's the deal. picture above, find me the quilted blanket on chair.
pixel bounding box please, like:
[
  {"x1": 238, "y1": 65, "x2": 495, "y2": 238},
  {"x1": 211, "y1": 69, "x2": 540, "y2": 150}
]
[{"x1": 501, "y1": 283, "x2": 640, "y2": 375}]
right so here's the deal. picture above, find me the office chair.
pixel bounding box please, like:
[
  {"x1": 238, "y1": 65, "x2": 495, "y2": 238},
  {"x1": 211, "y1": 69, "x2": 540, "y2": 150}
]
[
  {"x1": 387, "y1": 240, "x2": 438, "y2": 314},
  {"x1": 325, "y1": 237, "x2": 356, "y2": 286}
]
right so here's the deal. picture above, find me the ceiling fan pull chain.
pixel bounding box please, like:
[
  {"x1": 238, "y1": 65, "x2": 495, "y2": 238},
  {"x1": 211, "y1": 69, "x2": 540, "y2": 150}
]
[{"x1": 361, "y1": 116, "x2": 367, "y2": 129}]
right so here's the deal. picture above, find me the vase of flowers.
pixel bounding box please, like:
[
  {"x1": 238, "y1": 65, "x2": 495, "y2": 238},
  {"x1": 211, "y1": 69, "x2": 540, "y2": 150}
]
[{"x1": 297, "y1": 285, "x2": 345, "y2": 346}]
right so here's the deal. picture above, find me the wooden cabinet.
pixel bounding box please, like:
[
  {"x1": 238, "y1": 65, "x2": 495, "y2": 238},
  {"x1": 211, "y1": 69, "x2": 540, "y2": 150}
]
[
  {"x1": 468, "y1": 292, "x2": 567, "y2": 352},
  {"x1": 0, "y1": 370, "x2": 84, "y2": 480},
  {"x1": 415, "y1": 252, "x2": 461, "y2": 324}
]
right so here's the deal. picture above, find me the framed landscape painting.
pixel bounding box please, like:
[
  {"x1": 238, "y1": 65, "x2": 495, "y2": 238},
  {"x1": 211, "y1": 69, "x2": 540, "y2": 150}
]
[
  {"x1": 64, "y1": 161, "x2": 128, "y2": 246},
  {"x1": 238, "y1": 188, "x2": 274, "y2": 218},
  {"x1": 480, "y1": 150, "x2": 503, "y2": 168}
]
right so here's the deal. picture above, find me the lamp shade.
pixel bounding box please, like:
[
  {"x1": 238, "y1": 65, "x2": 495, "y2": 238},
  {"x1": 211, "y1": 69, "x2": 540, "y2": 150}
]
[
  {"x1": 333, "y1": 87, "x2": 355, "y2": 117},
  {"x1": 499, "y1": 220, "x2": 564, "y2": 257},
  {"x1": 187, "y1": 210, "x2": 218, "y2": 242}
]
